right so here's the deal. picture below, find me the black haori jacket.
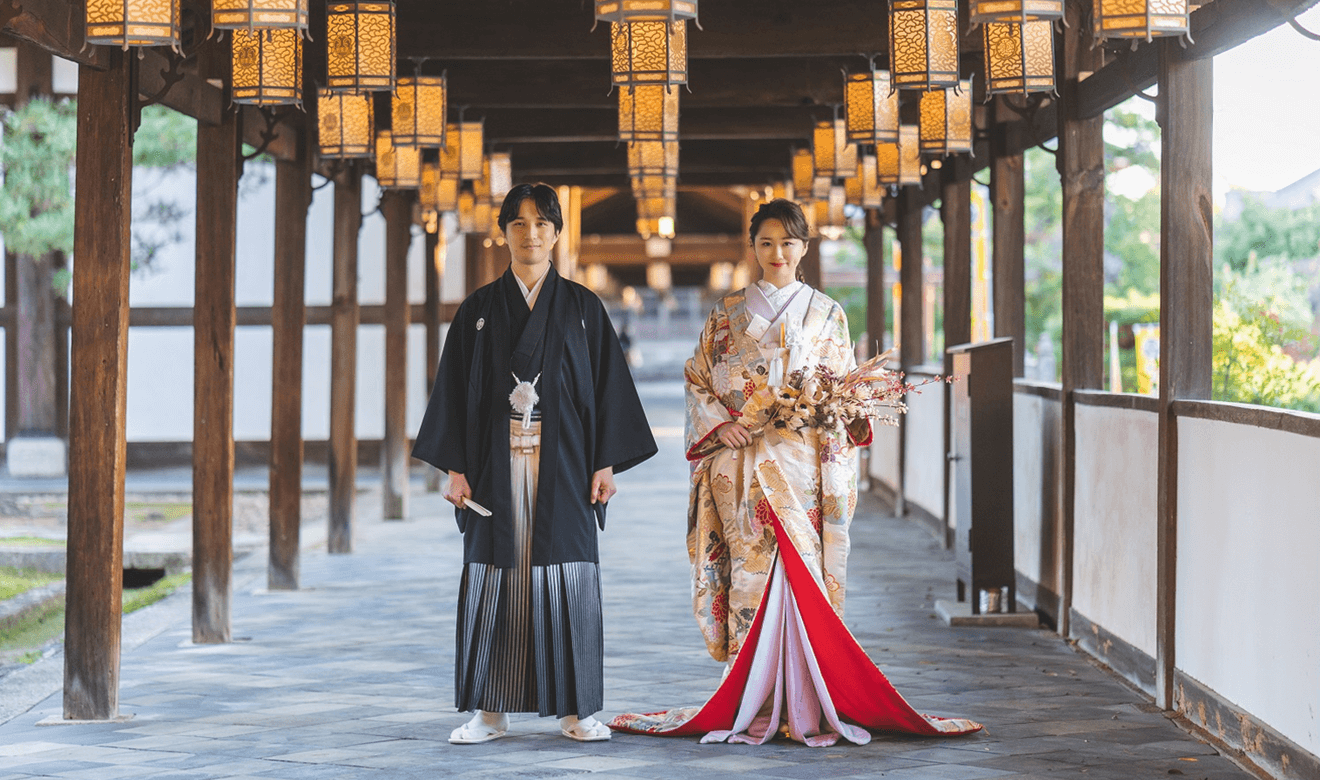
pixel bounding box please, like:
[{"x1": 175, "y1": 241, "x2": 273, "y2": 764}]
[{"x1": 412, "y1": 266, "x2": 657, "y2": 568}]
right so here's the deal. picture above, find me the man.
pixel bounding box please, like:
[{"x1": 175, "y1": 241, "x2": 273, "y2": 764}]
[{"x1": 413, "y1": 184, "x2": 657, "y2": 744}]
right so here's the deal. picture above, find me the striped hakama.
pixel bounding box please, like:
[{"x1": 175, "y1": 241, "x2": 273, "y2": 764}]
[{"x1": 454, "y1": 417, "x2": 605, "y2": 718}]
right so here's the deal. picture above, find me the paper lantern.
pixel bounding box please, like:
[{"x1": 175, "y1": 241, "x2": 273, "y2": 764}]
[
  {"x1": 457, "y1": 190, "x2": 477, "y2": 233},
  {"x1": 628, "y1": 140, "x2": 679, "y2": 196},
  {"x1": 919, "y1": 79, "x2": 972, "y2": 155},
  {"x1": 611, "y1": 21, "x2": 687, "y2": 87},
  {"x1": 845, "y1": 154, "x2": 884, "y2": 209},
  {"x1": 983, "y1": 20, "x2": 1056, "y2": 94},
  {"x1": 968, "y1": 0, "x2": 1062, "y2": 23},
  {"x1": 791, "y1": 149, "x2": 815, "y2": 196},
  {"x1": 318, "y1": 89, "x2": 374, "y2": 158},
  {"x1": 812, "y1": 118, "x2": 858, "y2": 179},
  {"x1": 876, "y1": 124, "x2": 922, "y2": 187},
  {"x1": 231, "y1": 28, "x2": 303, "y2": 107},
  {"x1": 392, "y1": 75, "x2": 447, "y2": 148},
  {"x1": 845, "y1": 68, "x2": 899, "y2": 145},
  {"x1": 85, "y1": 0, "x2": 179, "y2": 49},
  {"x1": 486, "y1": 152, "x2": 514, "y2": 205},
  {"x1": 375, "y1": 131, "x2": 421, "y2": 189},
  {"x1": 596, "y1": 0, "x2": 697, "y2": 23},
  {"x1": 212, "y1": 0, "x2": 308, "y2": 29},
  {"x1": 888, "y1": 0, "x2": 960, "y2": 90},
  {"x1": 619, "y1": 84, "x2": 680, "y2": 143},
  {"x1": 1093, "y1": 0, "x2": 1189, "y2": 41},
  {"x1": 456, "y1": 121, "x2": 484, "y2": 181},
  {"x1": 326, "y1": 1, "x2": 396, "y2": 93},
  {"x1": 811, "y1": 185, "x2": 847, "y2": 240}
]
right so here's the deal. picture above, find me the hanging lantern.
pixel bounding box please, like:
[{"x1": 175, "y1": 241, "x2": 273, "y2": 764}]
[
  {"x1": 844, "y1": 155, "x2": 883, "y2": 209},
  {"x1": 85, "y1": 0, "x2": 180, "y2": 49},
  {"x1": 1093, "y1": 0, "x2": 1189, "y2": 41},
  {"x1": 812, "y1": 185, "x2": 847, "y2": 240},
  {"x1": 375, "y1": 131, "x2": 421, "y2": 189},
  {"x1": 968, "y1": 0, "x2": 1062, "y2": 24},
  {"x1": 213, "y1": 0, "x2": 309, "y2": 30},
  {"x1": 983, "y1": 20, "x2": 1055, "y2": 95},
  {"x1": 457, "y1": 190, "x2": 477, "y2": 233},
  {"x1": 628, "y1": 140, "x2": 679, "y2": 196},
  {"x1": 636, "y1": 195, "x2": 677, "y2": 239},
  {"x1": 888, "y1": 0, "x2": 960, "y2": 90},
  {"x1": 487, "y1": 152, "x2": 513, "y2": 205},
  {"x1": 231, "y1": 28, "x2": 303, "y2": 107},
  {"x1": 455, "y1": 121, "x2": 484, "y2": 181},
  {"x1": 611, "y1": 21, "x2": 687, "y2": 87},
  {"x1": 845, "y1": 67, "x2": 899, "y2": 145},
  {"x1": 919, "y1": 79, "x2": 972, "y2": 155},
  {"x1": 475, "y1": 200, "x2": 494, "y2": 236},
  {"x1": 619, "y1": 84, "x2": 680, "y2": 143},
  {"x1": 326, "y1": 1, "x2": 396, "y2": 93},
  {"x1": 392, "y1": 75, "x2": 447, "y2": 148},
  {"x1": 876, "y1": 124, "x2": 922, "y2": 186},
  {"x1": 595, "y1": 0, "x2": 697, "y2": 23},
  {"x1": 791, "y1": 148, "x2": 814, "y2": 196},
  {"x1": 420, "y1": 161, "x2": 441, "y2": 211},
  {"x1": 318, "y1": 89, "x2": 374, "y2": 158},
  {"x1": 439, "y1": 123, "x2": 462, "y2": 179},
  {"x1": 812, "y1": 118, "x2": 858, "y2": 179}
]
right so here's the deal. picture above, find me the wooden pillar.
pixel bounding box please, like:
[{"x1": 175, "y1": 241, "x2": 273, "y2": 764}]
[
  {"x1": 1155, "y1": 40, "x2": 1213, "y2": 711},
  {"x1": 897, "y1": 187, "x2": 925, "y2": 369},
  {"x1": 268, "y1": 123, "x2": 312, "y2": 591},
  {"x1": 863, "y1": 208, "x2": 887, "y2": 359},
  {"x1": 942, "y1": 159, "x2": 973, "y2": 548},
  {"x1": 329, "y1": 163, "x2": 362, "y2": 554},
  {"x1": 464, "y1": 233, "x2": 499, "y2": 294},
  {"x1": 63, "y1": 49, "x2": 134, "y2": 721},
  {"x1": 800, "y1": 238, "x2": 822, "y2": 290},
  {"x1": 192, "y1": 41, "x2": 241, "y2": 644},
  {"x1": 992, "y1": 98, "x2": 1027, "y2": 377},
  {"x1": 381, "y1": 190, "x2": 413, "y2": 520},
  {"x1": 1056, "y1": 3, "x2": 1107, "y2": 639},
  {"x1": 423, "y1": 228, "x2": 443, "y2": 493}
]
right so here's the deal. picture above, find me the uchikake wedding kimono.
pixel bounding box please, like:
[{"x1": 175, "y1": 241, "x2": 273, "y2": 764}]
[{"x1": 610, "y1": 281, "x2": 982, "y2": 746}]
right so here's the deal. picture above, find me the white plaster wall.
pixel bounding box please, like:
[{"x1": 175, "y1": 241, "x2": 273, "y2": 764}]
[
  {"x1": 903, "y1": 381, "x2": 945, "y2": 521},
  {"x1": 1013, "y1": 392, "x2": 1055, "y2": 588},
  {"x1": 1072, "y1": 405, "x2": 1158, "y2": 658},
  {"x1": 1177, "y1": 417, "x2": 1320, "y2": 757},
  {"x1": 868, "y1": 421, "x2": 900, "y2": 488}
]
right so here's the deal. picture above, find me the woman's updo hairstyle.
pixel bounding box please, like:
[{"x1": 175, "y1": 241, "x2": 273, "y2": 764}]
[{"x1": 748, "y1": 198, "x2": 812, "y2": 246}]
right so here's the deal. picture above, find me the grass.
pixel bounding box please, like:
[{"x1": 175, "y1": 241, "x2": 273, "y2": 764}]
[
  {"x1": 125, "y1": 502, "x2": 193, "y2": 523},
  {"x1": 0, "y1": 566, "x2": 61, "y2": 601},
  {"x1": 122, "y1": 572, "x2": 191, "y2": 614},
  {"x1": 0, "y1": 535, "x2": 63, "y2": 547}
]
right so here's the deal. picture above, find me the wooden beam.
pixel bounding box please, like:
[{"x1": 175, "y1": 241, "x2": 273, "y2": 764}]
[
  {"x1": 1, "y1": 0, "x2": 109, "y2": 69},
  {"x1": 510, "y1": 139, "x2": 796, "y2": 181},
  {"x1": 329, "y1": 163, "x2": 362, "y2": 554},
  {"x1": 1155, "y1": 38, "x2": 1213, "y2": 713},
  {"x1": 864, "y1": 208, "x2": 887, "y2": 359},
  {"x1": 119, "y1": 302, "x2": 458, "y2": 328},
  {"x1": 991, "y1": 99, "x2": 1026, "y2": 378},
  {"x1": 577, "y1": 235, "x2": 745, "y2": 266},
  {"x1": 381, "y1": 190, "x2": 413, "y2": 521},
  {"x1": 192, "y1": 41, "x2": 239, "y2": 645},
  {"x1": 482, "y1": 106, "x2": 830, "y2": 144},
  {"x1": 63, "y1": 48, "x2": 132, "y2": 722},
  {"x1": 1075, "y1": 0, "x2": 1320, "y2": 119},
  {"x1": 1056, "y1": 2, "x2": 1107, "y2": 640},
  {"x1": 268, "y1": 125, "x2": 312, "y2": 591}
]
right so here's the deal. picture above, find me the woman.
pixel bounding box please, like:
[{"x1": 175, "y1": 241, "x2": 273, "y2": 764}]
[{"x1": 610, "y1": 199, "x2": 981, "y2": 746}]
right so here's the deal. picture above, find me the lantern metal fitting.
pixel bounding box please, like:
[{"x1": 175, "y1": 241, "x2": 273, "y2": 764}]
[
  {"x1": 212, "y1": 0, "x2": 309, "y2": 30},
  {"x1": 812, "y1": 118, "x2": 858, "y2": 179},
  {"x1": 231, "y1": 28, "x2": 304, "y2": 107},
  {"x1": 968, "y1": 0, "x2": 1063, "y2": 24},
  {"x1": 326, "y1": 1, "x2": 396, "y2": 93},
  {"x1": 318, "y1": 89, "x2": 375, "y2": 158},
  {"x1": 85, "y1": 0, "x2": 180, "y2": 50},
  {"x1": 596, "y1": 0, "x2": 698, "y2": 23},
  {"x1": 611, "y1": 21, "x2": 687, "y2": 87},
  {"x1": 888, "y1": 0, "x2": 960, "y2": 90},
  {"x1": 918, "y1": 79, "x2": 973, "y2": 155},
  {"x1": 1093, "y1": 0, "x2": 1190, "y2": 41},
  {"x1": 845, "y1": 67, "x2": 899, "y2": 145},
  {"x1": 375, "y1": 130, "x2": 421, "y2": 189},
  {"x1": 619, "y1": 84, "x2": 680, "y2": 143},
  {"x1": 983, "y1": 20, "x2": 1056, "y2": 94},
  {"x1": 392, "y1": 75, "x2": 447, "y2": 148}
]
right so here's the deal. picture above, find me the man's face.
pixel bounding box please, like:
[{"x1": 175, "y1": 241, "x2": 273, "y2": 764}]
[{"x1": 504, "y1": 198, "x2": 560, "y2": 268}]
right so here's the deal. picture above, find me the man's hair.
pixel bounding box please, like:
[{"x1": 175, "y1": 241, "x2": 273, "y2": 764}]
[{"x1": 498, "y1": 183, "x2": 563, "y2": 234}]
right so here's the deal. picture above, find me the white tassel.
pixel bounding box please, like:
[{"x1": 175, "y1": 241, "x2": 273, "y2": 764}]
[
  {"x1": 768, "y1": 353, "x2": 784, "y2": 388},
  {"x1": 510, "y1": 372, "x2": 540, "y2": 428}
]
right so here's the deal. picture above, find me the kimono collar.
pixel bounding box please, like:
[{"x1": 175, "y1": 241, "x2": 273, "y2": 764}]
[{"x1": 512, "y1": 264, "x2": 551, "y2": 308}]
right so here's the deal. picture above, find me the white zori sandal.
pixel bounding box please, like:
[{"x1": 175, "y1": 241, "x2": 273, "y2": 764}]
[
  {"x1": 560, "y1": 715, "x2": 612, "y2": 742},
  {"x1": 449, "y1": 711, "x2": 509, "y2": 744}
]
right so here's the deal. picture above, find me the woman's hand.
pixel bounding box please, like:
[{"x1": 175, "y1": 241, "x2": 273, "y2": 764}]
[
  {"x1": 591, "y1": 467, "x2": 616, "y2": 504},
  {"x1": 444, "y1": 471, "x2": 472, "y2": 508},
  {"x1": 716, "y1": 422, "x2": 754, "y2": 450}
]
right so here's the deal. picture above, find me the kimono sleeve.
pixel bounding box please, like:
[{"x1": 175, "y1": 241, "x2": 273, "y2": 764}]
[
  {"x1": 584, "y1": 293, "x2": 657, "y2": 475},
  {"x1": 828, "y1": 304, "x2": 873, "y2": 447},
  {"x1": 411, "y1": 298, "x2": 473, "y2": 474},
  {"x1": 684, "y1": 305, "x2": 737, "y2": 462}
]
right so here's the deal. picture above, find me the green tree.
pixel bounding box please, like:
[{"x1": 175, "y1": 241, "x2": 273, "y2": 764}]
[
  {"x1": 0, "y1": 99, "x2": 77, "y2": 257},
  {"x1": 1217, "y1": 196, "x2": 1320, "y2": 272}
]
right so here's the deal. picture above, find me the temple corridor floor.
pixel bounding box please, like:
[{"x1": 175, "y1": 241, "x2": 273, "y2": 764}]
[{"x1": 0, "y1": 382, "x2": 1255, "y2": 779}]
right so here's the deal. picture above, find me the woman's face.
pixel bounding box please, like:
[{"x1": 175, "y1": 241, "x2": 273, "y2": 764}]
[
  {"x1": 504, "y1": 197, "x2": 560, "y2": 268},
  {"x1": 753, "y1": 218, "x2": 807, "y2": 288}
]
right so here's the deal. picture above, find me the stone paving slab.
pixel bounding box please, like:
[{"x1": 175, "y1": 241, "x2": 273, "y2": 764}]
[{"x1": 0, "y1": 382, "x2": 1256, "y2": 779}]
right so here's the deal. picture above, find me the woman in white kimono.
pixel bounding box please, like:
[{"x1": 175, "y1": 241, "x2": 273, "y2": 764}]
[{"x1": 611, "y1": 199, "x2": 981, "y2": 746}]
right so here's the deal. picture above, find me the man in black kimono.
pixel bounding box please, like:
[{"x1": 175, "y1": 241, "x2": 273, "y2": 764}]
[{"x1": 413, "y1": 184, "x2": 657, "y2": 744}]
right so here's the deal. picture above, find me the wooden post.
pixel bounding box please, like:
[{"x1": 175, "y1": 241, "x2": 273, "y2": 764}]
[
  {"x1": 423, "y1": 227, "x2": 443, "y2": 493},
  {"x1": 268, "y1": 121, "x2": 312, "y2": 590},
  {"x1": 63, "y1": 49, "x2": 134, "y2": 721},
  {"x1": 1155, "y1": 40, "x2": 1213, "y2": 711},
  {"x1": 942, "y1": 159, "x2": 973, "y2": 548},
  {"x1": 381, "y1": 190, "x2": 413, "y2": 520},
  {"x1": 863, "y1": 208, "x2": 886, "y2": 359},
  {"x1": 192, "y1": 41, "x2": 240, "y2": 644},
  {"x1": 1056, "y1": 3, "x2": 1107, "y2": 639},
  {"x1": 329, "y1": 163, "x2": 362, "y2": 554},
  {"x1": 898, "y1": 187, "x2": 925, "y2": 369},
  {"x1": 992, "y1": 98, "x2": 1026, "y2": 377},
  {"x1": 800, "y1": 237, "x2": 822, "y2": 290}
]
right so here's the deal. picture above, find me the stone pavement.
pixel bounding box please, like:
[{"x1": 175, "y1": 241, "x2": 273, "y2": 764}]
[{"x1": 0, "y1": 382, "x2": 1256, "y2": 779}]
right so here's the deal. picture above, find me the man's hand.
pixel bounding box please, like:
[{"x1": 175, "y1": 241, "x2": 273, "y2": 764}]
[
  {"x1": 444, "y1": 471, "x2": 472, "y2": 508},
  {"x1": 590, "y1": 467, "x2": 616, "y2": 504},
  {"x1": 716, "y1": 422, "x2": 754, "y2": 450}
]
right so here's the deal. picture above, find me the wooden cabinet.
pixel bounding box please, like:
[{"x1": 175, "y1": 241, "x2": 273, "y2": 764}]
[{"x1": 947, "y1": 337, "x2": 1016, "y2": 613}]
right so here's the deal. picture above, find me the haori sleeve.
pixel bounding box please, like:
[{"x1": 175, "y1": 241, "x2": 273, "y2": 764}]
[
  {"x1": 684, "y1": 305, "x2": 738, "y2": 461},
  {"x1": 411, "y1": 299, "x2": 472, "y2": 473},
  {"x1": 586, "y1": 294, "x2": 658, "y2": 475}
]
